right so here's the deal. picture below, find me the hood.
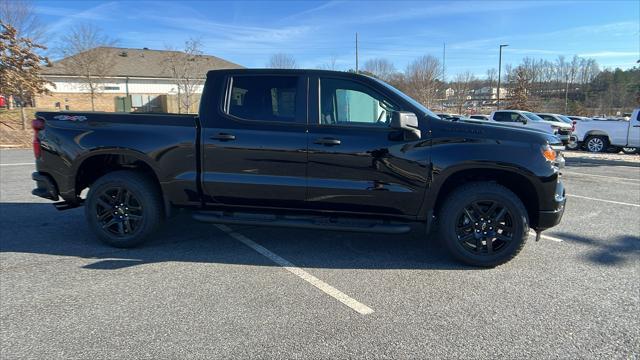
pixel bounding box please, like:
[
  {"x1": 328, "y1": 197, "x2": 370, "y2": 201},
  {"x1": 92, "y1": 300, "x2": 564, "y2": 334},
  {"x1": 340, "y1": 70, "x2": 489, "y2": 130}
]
[
  {"x1": 432, "y1": 117, "x2": 561, "y2": 145},
  {"x1": 540, "y1": 120, "x2": 572, "y2": 129}
]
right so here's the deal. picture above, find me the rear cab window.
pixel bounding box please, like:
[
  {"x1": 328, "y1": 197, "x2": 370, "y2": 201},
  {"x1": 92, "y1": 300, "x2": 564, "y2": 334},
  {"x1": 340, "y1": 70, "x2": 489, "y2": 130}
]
[{"x1": 225, "y1": 75, "x2": 304, "y2": 124}]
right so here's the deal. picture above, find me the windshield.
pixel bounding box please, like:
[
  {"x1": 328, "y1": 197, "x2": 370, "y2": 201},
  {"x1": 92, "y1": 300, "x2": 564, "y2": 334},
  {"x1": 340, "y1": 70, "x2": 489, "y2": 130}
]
[
  {"x1": 523, "y1": 112, "x2": 544, "y2": 122},
  {"x1": 558, "y1": 115, "x2": 573, "y2": 123},
  {"x1": 370, "y1": 77, "x2": 440, "y2": 119}
]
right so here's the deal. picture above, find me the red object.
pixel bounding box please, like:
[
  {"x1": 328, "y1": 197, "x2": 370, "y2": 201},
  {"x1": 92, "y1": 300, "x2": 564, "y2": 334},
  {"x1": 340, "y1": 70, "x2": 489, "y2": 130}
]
[
  {"x1": 571, "y1": 120, "x2": 576, "y2": 132},
  {"x1": 0, "y1": 96, "x2": 6, "y2": 107},
  {"x1": 32, "y1": 118, "x2": 45, "y2": 159}
]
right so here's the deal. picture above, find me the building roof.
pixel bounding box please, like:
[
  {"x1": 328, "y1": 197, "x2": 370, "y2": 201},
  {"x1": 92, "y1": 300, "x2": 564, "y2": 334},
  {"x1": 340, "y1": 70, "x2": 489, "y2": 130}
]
[{"x1": 42, "y1": 47, "x2": 243, "y2": 78}]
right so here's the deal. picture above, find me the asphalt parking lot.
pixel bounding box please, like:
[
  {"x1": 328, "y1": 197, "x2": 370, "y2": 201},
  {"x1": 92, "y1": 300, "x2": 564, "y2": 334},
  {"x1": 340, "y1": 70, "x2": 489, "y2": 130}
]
[{"x1": 1, "y1": 149, "x2": 638, "y2": 359}]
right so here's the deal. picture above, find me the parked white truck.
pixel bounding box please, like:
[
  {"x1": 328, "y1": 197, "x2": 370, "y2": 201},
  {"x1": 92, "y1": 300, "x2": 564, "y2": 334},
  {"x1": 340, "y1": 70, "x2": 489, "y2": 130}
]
[
  {"x1": 573, "y1": 108, "x2": 640, "y2": 153},
  {"x1": 489, "y1": 110, "x2": 573, "y2": 145}
]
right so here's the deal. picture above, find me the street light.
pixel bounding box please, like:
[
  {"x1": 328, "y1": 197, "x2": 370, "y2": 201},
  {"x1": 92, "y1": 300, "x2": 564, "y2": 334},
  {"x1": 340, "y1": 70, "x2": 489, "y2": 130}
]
[{"x1": 497, "y1": 44, "x2": 508, "y2": 110}]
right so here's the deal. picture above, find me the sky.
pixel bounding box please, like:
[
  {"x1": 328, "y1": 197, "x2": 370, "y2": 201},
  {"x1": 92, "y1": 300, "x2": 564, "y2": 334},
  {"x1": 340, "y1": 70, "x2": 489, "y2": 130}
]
[{"x1": 32, "y1": 0, "x2": 640, "y2": 78}]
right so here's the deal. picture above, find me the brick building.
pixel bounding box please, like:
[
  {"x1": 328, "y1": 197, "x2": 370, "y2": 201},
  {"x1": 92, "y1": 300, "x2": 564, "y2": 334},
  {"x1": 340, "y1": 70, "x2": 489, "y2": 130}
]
[{"x1": 36, "y1": 47, "x2": 243, "y2": 113}]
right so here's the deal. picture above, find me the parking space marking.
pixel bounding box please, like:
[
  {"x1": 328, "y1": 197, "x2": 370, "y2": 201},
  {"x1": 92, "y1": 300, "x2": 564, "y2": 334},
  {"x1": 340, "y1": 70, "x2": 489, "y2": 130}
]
[
  {"x1": 528, "y1": 230, "x2": 563, "y2": 242},
  {"x1": 569, "y1": 194, "x2": 640, "y2": 207},
  {"x1": 215, "y1": 224, "x2": 375, "y2": 315},
  {"x1": 562, "y1": 171, "x2": 640, "y2": 182},
  {"x1": 0, "y1": 162, "x2": 35, "y2": 167}
]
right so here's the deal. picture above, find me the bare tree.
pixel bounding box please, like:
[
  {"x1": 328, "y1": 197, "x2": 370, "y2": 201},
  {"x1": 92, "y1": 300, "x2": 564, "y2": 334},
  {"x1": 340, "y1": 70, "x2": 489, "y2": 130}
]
[
  {"x1": 485, "y1": 68, "x2": 497, "y2": 88},
  {"x1": 404, "y1": 55, "x2": 441, "y2": 107},
  {"x1": 0, "y1": 0, "x2": 44, "y2": 42},
  {"x1": 58, "y1": 24, "x2": 117, "y2": 111},
  {"x1": 507, "y1": 67, "x2": 533, "y2": 111},
  {"x1": 452, "y1": 71, "x2": 476, "y2": 114},
  {"x1": 363, "y1": 58, "x2": 396, "y2": 82},
  {"x1": 317, "y1": 56, "x2": 339, "y2": 71},
  {"x1": 165, "y1": 38, "x2": 204, "y2": 114},
  {"x1": 267, "y1": 53, "x2": 297, "y2": 69},
  {"x1": 0, "y1": 21, "x2": 52, "y2": 128}
]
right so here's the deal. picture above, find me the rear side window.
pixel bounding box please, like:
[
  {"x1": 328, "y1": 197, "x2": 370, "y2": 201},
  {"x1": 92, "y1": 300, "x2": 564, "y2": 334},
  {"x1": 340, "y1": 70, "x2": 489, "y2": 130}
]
[
  {"x1": 493, "y1": 112, "x2": 511, "y2": 122},
  {"x1": 227, "y1": 76, "x2": 298, "y2": 122}
]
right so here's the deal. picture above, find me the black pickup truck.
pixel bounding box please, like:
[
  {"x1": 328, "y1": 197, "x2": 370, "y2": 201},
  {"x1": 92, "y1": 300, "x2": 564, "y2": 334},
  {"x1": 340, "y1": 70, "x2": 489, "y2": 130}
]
[{"x1": 32, "y1": 69, "x2": 566, "y2": 267}]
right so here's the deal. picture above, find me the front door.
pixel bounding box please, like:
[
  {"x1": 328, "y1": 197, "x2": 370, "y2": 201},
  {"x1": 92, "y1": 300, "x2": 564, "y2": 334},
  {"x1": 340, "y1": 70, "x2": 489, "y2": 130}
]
[
  {"x1": 201, "y1": 74, "x2": 308, "y2": 209},
  {"x1": 306, "y1": 76, "x2": 428, "y2": 216}
]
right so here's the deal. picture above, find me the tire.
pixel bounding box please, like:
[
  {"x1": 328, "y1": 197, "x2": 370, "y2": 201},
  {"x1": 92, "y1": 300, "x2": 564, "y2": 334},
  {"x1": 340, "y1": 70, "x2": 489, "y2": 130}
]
[
  {"x1": 438, "y1": 182, "x2": 529, "y2": 267},
  {"x1": 622, "y1": 147, "x2": 638, "y2": 154},
  {"x1": 585, "y1": 135, "x2": 608, "y2": 153},
  {"x1": 85, "y1": 170, "x2": 163, "y2": 248},
  {"x1": 566, "y1": 141, "x2": 579, "y2": 150}
]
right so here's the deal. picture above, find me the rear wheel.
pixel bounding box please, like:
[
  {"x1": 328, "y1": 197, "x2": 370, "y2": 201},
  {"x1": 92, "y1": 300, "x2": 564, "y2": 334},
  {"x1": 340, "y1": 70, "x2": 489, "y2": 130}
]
[
  {"x1": 585, "y1": 135, "x2": 608, "y2": 153},
  {"x1": 438, "y1": 182, "x2": 529, "y2": 267},
  {"x1": 85, "y1": 170, "x2": 163, "y2": 248}
]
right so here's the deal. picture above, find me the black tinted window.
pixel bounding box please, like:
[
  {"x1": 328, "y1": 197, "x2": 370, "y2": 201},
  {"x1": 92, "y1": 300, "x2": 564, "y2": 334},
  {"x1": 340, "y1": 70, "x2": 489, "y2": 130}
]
[
  {"x1": 493, "y1": 112, "x2": 510, "y2": 122},
  {"x1": 228, "y1": 76, "x2": 298, "y2": 122}
]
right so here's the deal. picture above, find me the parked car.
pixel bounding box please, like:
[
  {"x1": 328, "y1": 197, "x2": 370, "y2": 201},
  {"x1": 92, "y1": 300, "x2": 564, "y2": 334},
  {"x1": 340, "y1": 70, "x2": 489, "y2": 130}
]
[
  {"x1": 567, "y1": 116, "x2": 592, "y2": 122},
  {"x1": 572, "y1": 108, "x2": 640, "y2": 152},
  {"x1": 489, "y1": 110, "x2": 572, "y2": 145},
  {"x1": 536, "y1": 113, "x2": 578, "y2": 149},
  {"x1": 469, "y1": 114, "x2": 491, "y2": 121},
  {"x1": 436, "y1": 113, "x2": 464, "y2": 121},
  {"x1": 31, "y1": 69, "x2": 566, "y2": 267}
]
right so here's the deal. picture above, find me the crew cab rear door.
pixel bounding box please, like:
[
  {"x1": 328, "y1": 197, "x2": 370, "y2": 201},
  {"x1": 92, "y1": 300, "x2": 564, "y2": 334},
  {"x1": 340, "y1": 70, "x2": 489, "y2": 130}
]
[
  {"x1": 305, "y1": 75, "x2": 428, "y2": 216},
  {"x1": 200, "y1": 73, "x2": 308, "y2": 208}
]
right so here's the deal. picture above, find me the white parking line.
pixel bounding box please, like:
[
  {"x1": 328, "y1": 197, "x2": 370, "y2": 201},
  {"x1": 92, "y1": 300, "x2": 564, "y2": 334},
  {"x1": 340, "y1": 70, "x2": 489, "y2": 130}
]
[
  {"x1": 562, "y1": 171, "x2": 640, "y2": 182},
  {"x1": 215, "y1": 224, "x2": 374, "y2": 315},
  {"x1": 0, "y1": 162, "x2": 35, "y2": 167},
  {"x1": 569, "y1": 194, "x2": 640, "y2": 207},
  {"x1": 528, "y1": 230, "x2": 563, "y2": 242}
]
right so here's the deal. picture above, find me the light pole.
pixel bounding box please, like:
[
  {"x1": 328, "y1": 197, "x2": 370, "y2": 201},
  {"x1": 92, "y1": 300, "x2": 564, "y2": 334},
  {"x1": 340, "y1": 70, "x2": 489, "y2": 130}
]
[{"x1": 497, "y1": 44, "x2": 508, "y2": 110}]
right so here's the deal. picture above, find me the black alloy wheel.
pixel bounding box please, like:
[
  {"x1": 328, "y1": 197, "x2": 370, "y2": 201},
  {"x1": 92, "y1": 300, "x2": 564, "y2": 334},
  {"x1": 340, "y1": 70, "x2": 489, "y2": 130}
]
[
  {"x1": 455, "y1": 200, "x2": 514, "y2": 255},
  {"x1": 95, "y1": 186, "x2": 144, "y2": 237},
  {"x1": 85, "y1": 170, "x2": 163, "y2": 248},
  {"x1": 438, "y1": 182, "x2": 529, "y2": 267}
]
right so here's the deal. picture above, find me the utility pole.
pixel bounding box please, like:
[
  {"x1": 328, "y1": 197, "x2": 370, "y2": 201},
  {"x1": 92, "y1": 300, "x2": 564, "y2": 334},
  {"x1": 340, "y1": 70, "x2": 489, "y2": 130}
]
[
  {"x1": 497, "y1": 44, "x2": 508, "y2": 110},
  {"x1": 442, "y1": 42, "x2": 446, "y2": 111},
  {"x1": 442, "y1": 42, "x2": 446, "y2": 83},
  {"x1": 355, "y1": 32, "x2": 359, "y2": 73}
]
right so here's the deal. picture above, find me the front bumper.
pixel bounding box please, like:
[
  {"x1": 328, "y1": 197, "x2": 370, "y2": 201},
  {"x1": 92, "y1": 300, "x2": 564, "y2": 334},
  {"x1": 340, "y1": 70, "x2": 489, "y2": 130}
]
[
  {"x1": 536, "y1": 179, "x2": 566, "y2": 230},
  {"x1": 32, "y1": 172, "x2": 59, "y2": 201}
]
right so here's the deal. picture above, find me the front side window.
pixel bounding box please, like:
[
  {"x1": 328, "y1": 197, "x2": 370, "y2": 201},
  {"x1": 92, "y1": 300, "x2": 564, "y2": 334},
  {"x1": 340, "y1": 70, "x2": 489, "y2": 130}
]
[
  {"x1": 320, "y1": 78, "x2": 396, "y2": 126},
  {"x1": 228, "y1": 76, "x2": 298, "y2": 122}
]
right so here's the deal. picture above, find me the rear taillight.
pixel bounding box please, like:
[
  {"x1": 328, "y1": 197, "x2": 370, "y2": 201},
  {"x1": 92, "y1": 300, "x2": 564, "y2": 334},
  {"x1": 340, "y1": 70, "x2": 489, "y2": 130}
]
[
  {"x1": 32, "y1": 118, "x2": 45, "y2": 159},
  {"x1": 571, "y1": 120, "x2": 576, "y2": 132}
]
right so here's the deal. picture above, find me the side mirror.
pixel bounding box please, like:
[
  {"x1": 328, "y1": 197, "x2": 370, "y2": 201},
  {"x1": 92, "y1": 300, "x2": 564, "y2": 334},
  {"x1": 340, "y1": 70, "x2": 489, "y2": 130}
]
[
  {"x1": 519, "y1": 116, "x2": 528, "y2": 124},
  {"x1": 391, "y1": 111, "x2": 421, "y2": 140}
]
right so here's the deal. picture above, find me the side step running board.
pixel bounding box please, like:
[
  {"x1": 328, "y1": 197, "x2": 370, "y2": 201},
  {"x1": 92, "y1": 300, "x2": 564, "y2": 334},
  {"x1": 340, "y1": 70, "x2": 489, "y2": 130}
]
[{"x1": 192, "y1": 211, "x2": 411, "y2": 234}]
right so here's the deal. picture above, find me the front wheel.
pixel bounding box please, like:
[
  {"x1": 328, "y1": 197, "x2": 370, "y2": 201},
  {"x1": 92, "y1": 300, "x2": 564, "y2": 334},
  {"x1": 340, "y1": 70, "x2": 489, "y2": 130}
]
[
  {"x1": 85, "y1": 170, "x2": 163, "y2": 248},
  {"x1": 438, "y1": 182, "x2": 529, "y2": 267}
]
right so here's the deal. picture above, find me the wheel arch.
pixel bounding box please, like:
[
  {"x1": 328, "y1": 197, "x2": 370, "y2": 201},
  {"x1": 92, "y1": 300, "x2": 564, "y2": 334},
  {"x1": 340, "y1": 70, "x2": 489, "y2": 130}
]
[
  {"x1": 74, "y1": 149, "x2": 168, "y2": 216},
  {"x1": 426, "y1": 166, "x2": 541, "y2": 228}
]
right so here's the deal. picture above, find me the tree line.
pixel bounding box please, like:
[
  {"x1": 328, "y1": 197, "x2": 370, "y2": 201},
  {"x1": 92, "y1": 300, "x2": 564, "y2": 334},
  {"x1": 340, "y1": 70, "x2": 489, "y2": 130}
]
[{"x1": 267, "y1": 52, "x2": 639, "y2": 115}]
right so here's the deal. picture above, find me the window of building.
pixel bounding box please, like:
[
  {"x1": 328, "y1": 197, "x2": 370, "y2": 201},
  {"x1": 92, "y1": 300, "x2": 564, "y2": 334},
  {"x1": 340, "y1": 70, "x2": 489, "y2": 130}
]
[{"x1": 227, "y1": 76, "x2": 298, "y2": 122}]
